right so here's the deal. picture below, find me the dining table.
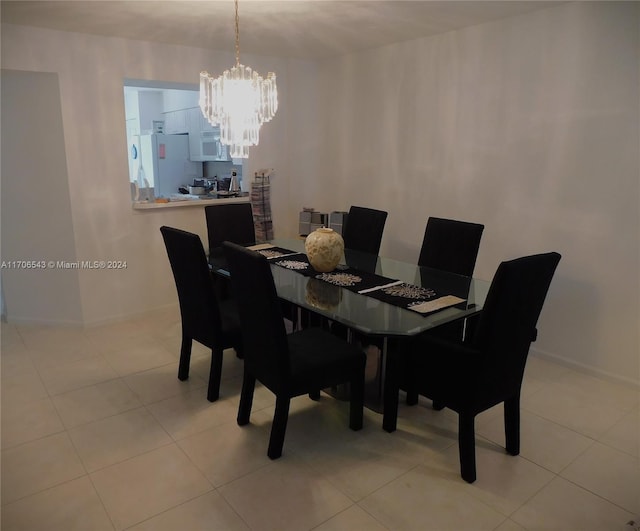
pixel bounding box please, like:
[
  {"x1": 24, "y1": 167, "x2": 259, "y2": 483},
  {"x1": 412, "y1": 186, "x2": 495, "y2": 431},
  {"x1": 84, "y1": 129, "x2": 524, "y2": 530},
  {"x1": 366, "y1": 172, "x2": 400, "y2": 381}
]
[{"x1": 209, "y1": 237, "x2": 490, "y2": 433}]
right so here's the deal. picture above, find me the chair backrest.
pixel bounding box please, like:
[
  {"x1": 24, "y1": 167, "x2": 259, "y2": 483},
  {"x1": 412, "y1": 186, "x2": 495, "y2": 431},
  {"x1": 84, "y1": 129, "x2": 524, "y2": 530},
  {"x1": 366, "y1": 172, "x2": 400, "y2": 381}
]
[
  {"x1": 342, "y1": 206, "x2": 388, "y2": 255},
  {"x1": 223, "y1": 241, "x2": 290, "y2": 392},
  {"x1": 160, "y1": 226, "x2": 222, "y2": 346},
  {"x1": 205, "y1": 203, "x2": 256, "y2": 253},
  {"x1": 418, "y1": 217, "x2": 484, "y2": 276},
  {"x1": 471, "y1": 252, "x2": 561, "y2": 396}
]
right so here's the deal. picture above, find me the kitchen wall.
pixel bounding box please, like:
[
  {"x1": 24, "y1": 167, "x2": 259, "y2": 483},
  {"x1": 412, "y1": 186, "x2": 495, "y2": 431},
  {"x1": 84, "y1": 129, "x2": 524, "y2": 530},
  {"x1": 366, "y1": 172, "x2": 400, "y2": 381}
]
[{"x1": 1, "y1": 1, "x2": 638, "y2": 385}]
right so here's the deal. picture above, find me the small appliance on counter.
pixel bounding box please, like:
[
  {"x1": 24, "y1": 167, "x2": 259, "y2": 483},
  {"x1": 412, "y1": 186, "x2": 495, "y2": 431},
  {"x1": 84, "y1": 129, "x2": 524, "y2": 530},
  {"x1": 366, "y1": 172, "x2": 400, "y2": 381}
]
[
  {"x1": 329, "y1": 211, "x2": 349, "y2": 236},
  {"x1": 216, "y1": 171, "x2": 242, "y2": 197},
  {"x1": 299, "y1": 209, "x2": 328, "y2": 237},
  {"x1": 299, "y1": 209, "x2": 348, "y2": 237}
]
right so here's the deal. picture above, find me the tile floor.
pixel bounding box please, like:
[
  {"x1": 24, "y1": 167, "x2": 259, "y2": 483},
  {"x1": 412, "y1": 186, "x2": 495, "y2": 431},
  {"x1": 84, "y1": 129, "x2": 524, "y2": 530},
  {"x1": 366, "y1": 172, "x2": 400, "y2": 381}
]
[{"x1": 1, "y1": 310, "x2": 639, "y2": 531}]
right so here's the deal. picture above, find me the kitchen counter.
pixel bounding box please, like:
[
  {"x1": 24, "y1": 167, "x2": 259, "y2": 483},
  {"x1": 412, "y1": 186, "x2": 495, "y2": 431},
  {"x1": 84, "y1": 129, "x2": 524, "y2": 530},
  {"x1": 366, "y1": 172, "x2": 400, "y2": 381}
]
[{"x1": 132, "y1": 192, "x2": 250, "y2": 210}]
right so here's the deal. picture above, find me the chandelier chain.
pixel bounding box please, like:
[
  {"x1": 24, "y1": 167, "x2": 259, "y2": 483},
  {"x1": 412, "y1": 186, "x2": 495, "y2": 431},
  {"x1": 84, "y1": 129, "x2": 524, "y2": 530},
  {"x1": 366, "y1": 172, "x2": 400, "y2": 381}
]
[{"x1": 234, "y1": 0, "x2": 240, "y2": 66}]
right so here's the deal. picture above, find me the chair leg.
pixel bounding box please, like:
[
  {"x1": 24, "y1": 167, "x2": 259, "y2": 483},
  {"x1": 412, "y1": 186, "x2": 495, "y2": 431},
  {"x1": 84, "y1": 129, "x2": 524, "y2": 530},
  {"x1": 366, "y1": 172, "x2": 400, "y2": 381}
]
[
  {"x1": 504, "y1": 395, "x2": 520, "y2": 456},
  {"x1": 349, "y1": 372, "x2": 364, "y2": 431},
  {"x1": 237, "y1": 368, "x2": 256, "y2": 426},
  {"x1": 308, "y1": 390, "x2": 320, "y2": 400},
  {"x1": 406, "y1": 390, "x2": 419, "y2": 406},
  {"x1": 178, "y1": 334, "x2": 192, "y2": 381},
  {"x1": 458, "y1": 413, "x2": 477, "y2": 483},
  {"x1": 207, "y1": 348, "x2": 224, "y2": 402},
  {"x1": 268, "y1": 395, "x2": 291, "y2": 459}
]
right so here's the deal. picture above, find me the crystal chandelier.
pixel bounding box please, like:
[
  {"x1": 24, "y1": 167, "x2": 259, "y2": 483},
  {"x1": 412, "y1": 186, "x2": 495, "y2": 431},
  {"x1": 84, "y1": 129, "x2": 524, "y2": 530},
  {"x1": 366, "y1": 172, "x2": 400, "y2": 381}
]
[{"x1": 199, "y1": 0, "x2": 278, "y2": 158}]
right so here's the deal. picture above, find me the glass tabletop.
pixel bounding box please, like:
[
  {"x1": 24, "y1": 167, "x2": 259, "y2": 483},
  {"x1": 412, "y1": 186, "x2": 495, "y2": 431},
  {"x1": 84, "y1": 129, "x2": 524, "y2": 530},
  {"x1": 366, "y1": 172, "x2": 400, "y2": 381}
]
[{"x1": 210, "y1": 238, "x2": 490, "y2": 338}]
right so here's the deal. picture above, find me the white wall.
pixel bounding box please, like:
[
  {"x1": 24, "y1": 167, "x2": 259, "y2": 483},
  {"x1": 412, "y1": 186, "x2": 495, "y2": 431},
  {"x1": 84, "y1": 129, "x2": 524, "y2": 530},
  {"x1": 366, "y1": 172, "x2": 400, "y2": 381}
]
[
  {"x1": 309, "y1": 2, "x2": 639, "y2": 384},
  {"x1": 1, "y1": 70, "x2": 83, "y2": 325},
  {"x1": 1, "y1": 1, "x2": 638, "y2": 385},
  {"x1": 0, "y1": 24, "x2": 304, "y2": 326}
]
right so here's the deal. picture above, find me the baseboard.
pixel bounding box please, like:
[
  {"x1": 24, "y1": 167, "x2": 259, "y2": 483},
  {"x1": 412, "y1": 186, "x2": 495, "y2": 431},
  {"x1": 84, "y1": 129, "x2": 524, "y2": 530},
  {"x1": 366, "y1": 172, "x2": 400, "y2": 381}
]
[{"x1": 530, "y1": 346, "x2": 640, "y2": 390}]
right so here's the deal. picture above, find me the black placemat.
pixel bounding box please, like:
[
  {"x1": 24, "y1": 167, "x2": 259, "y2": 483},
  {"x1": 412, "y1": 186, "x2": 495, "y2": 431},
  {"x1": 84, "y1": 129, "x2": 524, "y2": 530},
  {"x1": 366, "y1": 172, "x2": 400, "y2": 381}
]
[
  {"x1": 272, "y1": 254, "x2": 398, "y2": 293},
  {"x1": 364, "y1": 282, "x2": 466, "y2": 315},
  {"x1": 255, "y1": 247, "x2": 301, "y2": 260},
  {"x1": 272, "y1": 253, "x2": 465, "y2": 315}
]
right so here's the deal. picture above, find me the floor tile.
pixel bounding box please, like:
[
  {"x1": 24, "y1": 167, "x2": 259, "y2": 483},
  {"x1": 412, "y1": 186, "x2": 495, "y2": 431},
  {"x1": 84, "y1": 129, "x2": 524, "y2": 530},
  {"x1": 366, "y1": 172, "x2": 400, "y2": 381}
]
[
  {"x1": 522, "y1": 381, "x2": 628, "y2": 439},
  {"x1": 219, "y1": 456, "x2": 353, "y2": 531},
  {"x1": 477, "y1": 409, "x2": 593, "y2": 473},
  {"x1": 560, "y1": 441, "x2": 640, "y2": 514},
  {"x1": 1, "y1": 476, "x2": 114, "y2": 531},
  {"x1": 314, "y1": 505, "x2": 390, "y2": 531},
  {"x1": 90, "y1": 444, "x2": 212, "y2": 530},
  {"x1": 359, "y1": 465, "x2": 506, "y2": 531},
  {"x1": 38, "y1": 355, "x2": 120, "y2": 396},
  {"x1": 493, "y1": 519, "x2": 526, "y2": 531},
  {"x1": 26, "y1": 337, "x2": 98, "y2": 369},
  {"x1": 178, "y1": 413, "x2": 273, "y2": 487},
  {"x1": 1, "y1": 432, "x2": 86, "y2": 504},
  {"x1": 146, "y1": 390, "x2": 238, "y2": 441},
  {"x1": 85, "y1": 320, "x2": 158, "y2": 354},
  {"x1": 554, "y1": 370, "x2": 640, "y2": 412},
  {"x1": 128, "y1": 490, "x2": 250, "y2": 531},
  {"x1": 69, "y1": 407, "x2": 173, "y2": 472},
  {"x1": 52, "y1": 378, "x2": 142, "y2": 429},
  {"x1": 511, "y1": 476, "x2": 635, "y2": 530},
  {"x1": 439, "y1": 440, "x2": 555, "y2": 516},
  {"x1": 101, "y1": 341, "x2": 177, "y2": 377},
  {"x1": 2, "y1": 318, "x2": 638, "y2": 531},
  {"x1": 1, "y1": 362, "x2": 49, "y2": 407},
  {"x1": 16, "y1": 326, "x2": 89, "y2": 352},
  {"x1": 524, "y1": 355, "x2": 572, "y2": 383},
  {"x1": 599, "y1": 406, "x2": 639, "y2": 458},
  {"x1": 1, "y1": 322, "x2": 24, "y2": 348},
  {"x1": 301, "y1": 432, "x2": 422, "y2": 502},
  {"x1": 123, "y1": 362, "x2": 207, "y2": 404},
  {"x1": 1, "y1": 396, "x2": 64, "y2": 449},
  {"x1": 1, "y1": 341, "x2": 34, "y2": 374}
]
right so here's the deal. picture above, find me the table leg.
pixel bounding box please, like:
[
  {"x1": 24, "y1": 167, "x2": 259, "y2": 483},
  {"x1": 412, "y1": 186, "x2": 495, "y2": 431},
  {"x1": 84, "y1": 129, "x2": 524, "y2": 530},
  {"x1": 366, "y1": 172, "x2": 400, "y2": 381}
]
[{"x1": 382, "y1": 336, "x2": 402, "y2": 432}]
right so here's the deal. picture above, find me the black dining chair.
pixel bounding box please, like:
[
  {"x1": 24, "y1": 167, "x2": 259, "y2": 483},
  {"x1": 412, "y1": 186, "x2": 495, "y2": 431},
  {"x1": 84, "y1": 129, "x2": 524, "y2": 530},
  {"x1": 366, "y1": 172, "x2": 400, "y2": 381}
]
[
  {"x1": 407, "y1": 252, "x2": 561, "y2": 483},
  {"x1": 205, "y1": 203, "x2": 256, "y2": 254},
  {"x1": 204, "y1": 202, "x2": 256, "y2": 303},
  {"x1": 160, "y1": 226, "x2": 243, "y2": 402},
  {"x1": 342, "y1": 206, "x2": 388, "y2": 255},
  {"x1": 403, "y1": 217, "x2": 485, "y2": 404},
  {"x1": 222, "y1": 241, "x2": 366, "y2": 459},
  {"x1": 418, "y1": 217, "x2": 485, "y2": 275}
]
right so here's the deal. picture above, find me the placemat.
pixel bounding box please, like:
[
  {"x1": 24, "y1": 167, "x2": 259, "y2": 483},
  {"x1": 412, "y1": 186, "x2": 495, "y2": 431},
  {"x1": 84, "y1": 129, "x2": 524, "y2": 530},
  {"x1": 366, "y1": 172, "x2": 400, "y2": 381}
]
[
  {"x1": 272, "y1": 254, "x2": 399, "y2": 293},
  {"x1": 254, "y1": 246, "x2": 302, "y2": 260},
  {"x1": 363, "y1": 282, "x2": 466, "y2": 315}
]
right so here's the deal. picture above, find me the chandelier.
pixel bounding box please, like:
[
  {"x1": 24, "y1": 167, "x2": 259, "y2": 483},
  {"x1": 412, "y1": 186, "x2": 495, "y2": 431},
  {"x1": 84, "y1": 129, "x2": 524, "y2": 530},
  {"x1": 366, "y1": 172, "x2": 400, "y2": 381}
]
[{"x1": 199, "y1": 0, "x2": 278, "y2": 158}]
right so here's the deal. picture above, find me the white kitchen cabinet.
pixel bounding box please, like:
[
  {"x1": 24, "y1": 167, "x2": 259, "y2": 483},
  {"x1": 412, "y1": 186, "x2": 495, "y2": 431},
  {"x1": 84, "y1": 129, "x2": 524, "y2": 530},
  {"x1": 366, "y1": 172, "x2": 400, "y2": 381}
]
[
  {"x1": 163, "y1": 109, "x2": 189, "y2": 134},
  {"x1": 187, "y1": 107, "x2": 216, "y2": 133}
]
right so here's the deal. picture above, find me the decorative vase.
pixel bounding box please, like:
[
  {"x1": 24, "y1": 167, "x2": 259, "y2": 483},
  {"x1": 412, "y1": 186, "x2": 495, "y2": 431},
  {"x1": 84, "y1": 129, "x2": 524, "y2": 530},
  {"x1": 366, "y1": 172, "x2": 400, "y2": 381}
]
[{"x1": 305, "y1": 227, "x2": 344, "y2": 272}]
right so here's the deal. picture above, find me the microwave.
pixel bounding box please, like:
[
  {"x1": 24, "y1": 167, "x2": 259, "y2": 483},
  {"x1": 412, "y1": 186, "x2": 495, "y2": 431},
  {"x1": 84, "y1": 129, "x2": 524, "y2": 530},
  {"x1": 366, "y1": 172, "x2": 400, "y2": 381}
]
[{"x1": 188, "y1": 130, "x2": 230, "y2": 162}]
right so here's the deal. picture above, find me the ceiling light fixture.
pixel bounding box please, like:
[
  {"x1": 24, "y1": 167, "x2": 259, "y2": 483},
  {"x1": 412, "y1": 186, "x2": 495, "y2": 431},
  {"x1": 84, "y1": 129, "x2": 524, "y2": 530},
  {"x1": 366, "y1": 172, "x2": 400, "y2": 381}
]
[{"x1": 199, "y1": 0, "x2": 278, "y2": 159}]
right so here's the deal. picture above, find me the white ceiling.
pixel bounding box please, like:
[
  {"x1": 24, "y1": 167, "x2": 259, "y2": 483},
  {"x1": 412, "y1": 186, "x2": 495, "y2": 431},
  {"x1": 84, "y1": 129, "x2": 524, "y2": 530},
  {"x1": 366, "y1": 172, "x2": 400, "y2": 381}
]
[{"x1": 1, "y1": 0, "x2": 564, "y2": 60}]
